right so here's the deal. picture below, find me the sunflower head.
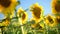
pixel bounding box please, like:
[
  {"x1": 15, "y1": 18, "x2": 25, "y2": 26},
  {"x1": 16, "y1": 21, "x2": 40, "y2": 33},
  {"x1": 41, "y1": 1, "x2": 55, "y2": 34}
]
[
  {"x1": 47, "y1": 15, "x2": 54, "y2": 23},
  {"x1": 0, "y1": 0, "x2": 11, "y2": 11},
  {"x1": 0, "y1": 0, "x2": 19, "y2": 18},
  {"x1": 0, "y1": 0, "x2": 11, "y2": 8},
  {"x1": 51, "y1": 0, "x2": 60, "y2": 14},
  {"x1": 0, "y1": 0, "x2": 19, "y2": 8},
  {"x1": 45, "y1": 14, "x2": 57, "y2": 27},
  {"x1": 17, "y1": 7, "x2": 28, "y2": 24},
  {"x1": 30, "y1": 3, "x2": 43, "y2": 20}
]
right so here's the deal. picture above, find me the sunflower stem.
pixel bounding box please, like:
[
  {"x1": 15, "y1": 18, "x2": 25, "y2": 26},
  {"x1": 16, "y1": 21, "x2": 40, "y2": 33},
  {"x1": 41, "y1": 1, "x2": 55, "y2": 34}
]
[
  {"x1": 0, "y1": 28, "x2": 2, "y2": 34},
  {"x1": 44, "y1": 24, "x2": 46, "y2": 34},
  {"x1": 19, "y1": 18, "x2": 25, "y2": 34},
  {"x1": 18, "y1": 13, "x2": 25, "y2": 34},
  {"x1": 56, "y1": 28, "x2": 59, "y2": 34},
  {"x1": 0, "y1": 28, "x2": 3, "y2": 34},
  {"x1": 44, "y1": 23, "x2": 48, "y2": 34},
  {"x1": 44, "y1": 21, "x2": 48, "y2": 34},
  {"x1": 46, "y1": 25, "x2": 48, "y2": 34}
]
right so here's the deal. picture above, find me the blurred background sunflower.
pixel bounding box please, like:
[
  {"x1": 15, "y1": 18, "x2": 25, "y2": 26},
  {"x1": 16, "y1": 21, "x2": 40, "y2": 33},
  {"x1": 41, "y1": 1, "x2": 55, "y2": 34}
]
[
  {"x1": 0, "y1": 0, "x2": 19, "y2": 18},
  {"x1": 30, "y1": 3, "x2": 43, "y2": 23},
  {"x1": 51, "y1": 0, "x2": 60, "y2": 15},
  {"x1": 45, "y1": 14, "x2": 57, "y2": 27},
  {"x1": 17, "y1": 7, "x2": 28, "y2": 24}
]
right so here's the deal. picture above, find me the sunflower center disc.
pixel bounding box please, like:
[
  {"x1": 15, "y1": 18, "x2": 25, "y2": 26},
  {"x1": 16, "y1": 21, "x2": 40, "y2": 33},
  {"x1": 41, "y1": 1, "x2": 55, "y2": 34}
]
[{"x1": 0, "y1": 0, "x2": 11, "y2": 8}]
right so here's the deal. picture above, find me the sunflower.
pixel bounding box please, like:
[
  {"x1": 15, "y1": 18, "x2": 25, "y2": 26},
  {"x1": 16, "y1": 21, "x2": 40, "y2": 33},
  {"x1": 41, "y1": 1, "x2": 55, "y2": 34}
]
[
  {"x1": 0, "y1": 0, "x2": 19, "y2": 18},
  {"x1": 45, "y1": 14, "x2": 57, "y2": 27},
  {"x1": 17, "y1": 7, "x2": 28, "y2": 24},
  {"x1": 30, "y1": 3, "x2": 43, "y2": 23},
  {"x1": 51, "y1": 0, "x2": 60, "y2": 14}
]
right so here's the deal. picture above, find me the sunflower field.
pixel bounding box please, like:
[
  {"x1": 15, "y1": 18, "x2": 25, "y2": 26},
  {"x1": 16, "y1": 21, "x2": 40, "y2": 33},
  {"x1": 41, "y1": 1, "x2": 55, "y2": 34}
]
[{"x1": 0, "y1": 0, "x2": 60, "y2": 34}]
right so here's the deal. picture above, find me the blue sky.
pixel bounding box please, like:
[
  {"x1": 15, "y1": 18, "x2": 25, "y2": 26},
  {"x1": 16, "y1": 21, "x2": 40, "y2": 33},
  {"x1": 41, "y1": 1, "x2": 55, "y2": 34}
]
[{"x1": 0, "y1": 0, "x2": 52, "y2": 19}]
